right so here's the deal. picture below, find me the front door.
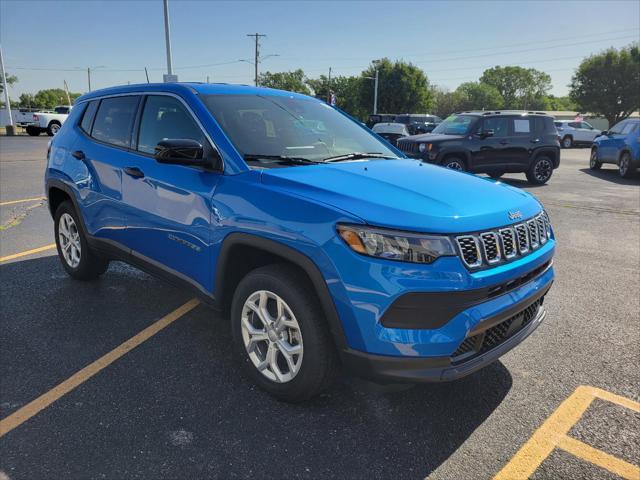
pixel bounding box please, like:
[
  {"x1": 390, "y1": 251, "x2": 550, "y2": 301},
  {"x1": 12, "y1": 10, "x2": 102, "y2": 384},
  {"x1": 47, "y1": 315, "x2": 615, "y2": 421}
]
[
  {"x1": 472, "y1": 117, "x2": 511, "y2": 170},
  {"x1": 120, "y1": 94, "x2": 222, "y2": 292}
]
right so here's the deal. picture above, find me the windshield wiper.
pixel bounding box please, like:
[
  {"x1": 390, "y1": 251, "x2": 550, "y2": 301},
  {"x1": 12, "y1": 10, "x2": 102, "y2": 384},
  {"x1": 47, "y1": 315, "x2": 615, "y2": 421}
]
[
  {"x1": 322, "y1": 152, "x2": 398, "y2": 163},
  {"x1": 244, "y1": 154, "x2": 320, "y2": 165}
]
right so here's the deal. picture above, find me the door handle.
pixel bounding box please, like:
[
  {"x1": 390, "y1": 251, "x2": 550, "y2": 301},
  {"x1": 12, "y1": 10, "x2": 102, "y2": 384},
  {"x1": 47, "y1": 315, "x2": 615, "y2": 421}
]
[
  {"x1": 72, "y1": 150, "x2": 85, "y2": 160},
  {"x1": 124, "y1": 167, "x2": 145, "y2": 178},
  {"x1": 499, "y1": 140, "x2": 509, "y2": 145},
  {"x1": 530, "y1": 138, "x2": 540, "y2": 143}
]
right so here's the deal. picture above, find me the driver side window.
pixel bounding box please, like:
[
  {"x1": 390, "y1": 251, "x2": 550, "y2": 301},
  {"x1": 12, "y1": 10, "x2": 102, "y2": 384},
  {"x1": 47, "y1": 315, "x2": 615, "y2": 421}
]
[
  {"x1": 481, "y1": 117, "x2": 509, "y2": 137},
  {"x1": 137, "y1": 95, "x2": 206, "y2": 154}
]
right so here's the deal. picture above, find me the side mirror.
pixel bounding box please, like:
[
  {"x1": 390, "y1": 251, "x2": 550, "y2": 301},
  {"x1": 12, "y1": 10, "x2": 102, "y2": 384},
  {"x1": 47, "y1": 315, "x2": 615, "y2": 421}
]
[
  {"x1": 155, "y1": 138, "x2": 221, "y2": 169},
  {"x1": 477, "y1": 129, "x2": 494, "y2": 138}
]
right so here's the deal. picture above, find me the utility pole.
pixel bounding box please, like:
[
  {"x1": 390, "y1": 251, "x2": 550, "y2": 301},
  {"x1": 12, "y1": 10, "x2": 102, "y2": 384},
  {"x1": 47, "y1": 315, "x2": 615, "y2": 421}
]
[
  {"x1": 87, "y1": 67, "x2": 91, "y2": 92},
  {"x1": 247, "y1": 33, "x2": 266, "y2": 86},
  {"x1": 163, "y1": 0, "x2": 177, "y2": 82},
  {"x1": 373, "y1": 68, "x2": 379, "y2": 115},
  {"x1": 63, "y1": 80, "x2": 72, "y2": 105},
  {"x1": 0, "y1": 43, "x2": 14, "y2": 135},
  {"x1": 145, "y1": 67, "x2": 150, "y2": 83}
]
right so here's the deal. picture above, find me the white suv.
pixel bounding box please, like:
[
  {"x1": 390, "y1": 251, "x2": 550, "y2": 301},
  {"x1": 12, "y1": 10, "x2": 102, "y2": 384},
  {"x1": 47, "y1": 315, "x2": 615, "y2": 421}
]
[{"x1": 554, "y1": 120, "x2": 601, "y2": 148}]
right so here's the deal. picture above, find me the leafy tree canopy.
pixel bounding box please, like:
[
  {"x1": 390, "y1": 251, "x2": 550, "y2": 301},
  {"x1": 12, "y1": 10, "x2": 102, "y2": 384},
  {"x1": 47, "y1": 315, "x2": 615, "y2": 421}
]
[
  {"x1": 258, "y1": 69, "x2": 311, "y2": 95},
  {"x1": 570, "y1": 43, "x2": 639, "y2": 125},
  {"x1": 480, "y1": 66, "x2": 551, "y2": 110}
]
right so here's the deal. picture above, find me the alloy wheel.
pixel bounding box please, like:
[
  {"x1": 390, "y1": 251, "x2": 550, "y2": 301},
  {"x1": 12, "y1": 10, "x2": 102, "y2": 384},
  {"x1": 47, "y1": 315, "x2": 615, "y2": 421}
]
[
  {"x1": 58, "y1": 213, "x2": 81, "y2": 268},
  {"x1": 619, "y1": 154, "x2": 630, "y2": 176},
  {"x1": 445, "y1": 160, "x2": 463, "y2": 171},
  {"x1": 50, "y1": 124, "x2": 61, "y2": 135},
  {"x1": 241, "y1": 290, "x2": 303, "y2": 383},
  {"x1": 590, "y1": 151, "x2": 598, "y2": 167},
  {"x1": 534, "y1": 159, "x2": 552, "y2": 182}
]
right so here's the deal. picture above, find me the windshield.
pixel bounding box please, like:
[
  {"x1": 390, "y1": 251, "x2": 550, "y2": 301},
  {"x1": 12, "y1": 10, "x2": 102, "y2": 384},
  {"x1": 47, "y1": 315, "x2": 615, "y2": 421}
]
[
  {"x1": 431, "y1": 114, "x2": 477, "y2": 135},
  {"x1": 202, "y1": 94, "x2": 398, "y2": 165}
]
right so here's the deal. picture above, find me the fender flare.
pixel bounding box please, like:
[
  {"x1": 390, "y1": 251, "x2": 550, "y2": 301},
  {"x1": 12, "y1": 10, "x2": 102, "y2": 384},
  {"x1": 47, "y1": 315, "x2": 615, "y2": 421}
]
[
  {"x1": 437, "y1": 149, "x2": 471, "y2": 168},
  {"x1": 215, "y1": 232, "x2": 348, "y2": 351},
  {"x1": 45, "y1": 179, "x2": 90, "y2": 236}
]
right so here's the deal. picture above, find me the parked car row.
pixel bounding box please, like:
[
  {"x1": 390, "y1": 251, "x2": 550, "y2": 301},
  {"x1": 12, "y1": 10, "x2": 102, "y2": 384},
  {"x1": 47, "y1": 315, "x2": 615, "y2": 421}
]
[{"x1": 590, "y1": 118, "x2": 640, "y2": 178}]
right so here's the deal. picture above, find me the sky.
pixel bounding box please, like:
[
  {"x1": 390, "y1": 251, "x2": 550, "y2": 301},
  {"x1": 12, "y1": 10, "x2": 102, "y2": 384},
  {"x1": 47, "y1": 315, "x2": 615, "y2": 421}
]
[{"x1": 1, "y1": 0, "x2": 639, "y2": 100}]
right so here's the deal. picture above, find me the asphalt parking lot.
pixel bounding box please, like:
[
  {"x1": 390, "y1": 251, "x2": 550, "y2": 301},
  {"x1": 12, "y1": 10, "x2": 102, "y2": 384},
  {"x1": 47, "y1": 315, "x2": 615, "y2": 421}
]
[{"x1": 0, "y1": 136, "x2": 639, "y2": 480}]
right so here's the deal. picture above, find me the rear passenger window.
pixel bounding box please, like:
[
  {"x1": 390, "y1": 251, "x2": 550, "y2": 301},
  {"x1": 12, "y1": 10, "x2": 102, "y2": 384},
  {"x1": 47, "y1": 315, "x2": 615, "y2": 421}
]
[
  {"x1": 91, "y1": 96, "x2": 139, "y2": 148},
  {"x1": 79, "y1": 101, "x2": 99, "y2": 134},
  {"x1": 512, "y1": 118, "x2": 531, "y2": 135},
  {"x1": 482, "y1": 117, "x2": 509, "y2": 137},
  {"x1": 137, "y1": 95, "x2": 206, "y2": 154}
]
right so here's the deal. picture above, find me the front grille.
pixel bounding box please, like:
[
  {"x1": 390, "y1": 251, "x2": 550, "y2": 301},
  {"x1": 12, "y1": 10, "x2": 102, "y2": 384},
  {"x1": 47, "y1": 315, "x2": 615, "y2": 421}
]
[
  {"x1": 452, "y1": 297, "x2": 544, "y2": 361},
  {"x1": 455, "y1": 212, "x2": 551, "y2": 269},
  {"x1": 397, "y1": 140, "x2": 419, "y2": 155},
  {"x1": 480, "y1": 232, "x2": 501, "y2": 264},
  {"x1": 515, "y1": 224, "x2": 530, "y2": 254},
  {"x1": 499, "y1": 228, "x2": 517, "y2": 259},
  {"x1": 456, "y1": 236, "x2": 481, "y2": 268}
]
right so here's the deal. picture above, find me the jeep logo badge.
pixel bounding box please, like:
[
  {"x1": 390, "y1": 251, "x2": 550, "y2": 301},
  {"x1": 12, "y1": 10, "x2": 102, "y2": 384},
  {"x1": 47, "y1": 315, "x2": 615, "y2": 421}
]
[{"x1": 508, "y1": 210, "x2": 522, "y2": 220}]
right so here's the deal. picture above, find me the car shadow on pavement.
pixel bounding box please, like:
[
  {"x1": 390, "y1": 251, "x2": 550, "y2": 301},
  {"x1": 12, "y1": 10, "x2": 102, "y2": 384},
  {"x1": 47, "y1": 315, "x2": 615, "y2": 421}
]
[
  {"x1": 0, "y1": 255, "x2": 513, "y2": 480},
  {"x1": 495, "y1": 177, "x2": 547, "y2": 189},
  {"x1": 579, "y1": 168, "x2": 640, "y2": 185}
]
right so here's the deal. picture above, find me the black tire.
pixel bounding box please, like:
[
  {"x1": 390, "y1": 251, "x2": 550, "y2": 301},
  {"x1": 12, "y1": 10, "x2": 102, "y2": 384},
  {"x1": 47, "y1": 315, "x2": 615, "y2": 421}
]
[
  {"x1": 47, "y1": 121, "x2": 61, "y2": 136},
  {"x1": 442, "y1": 157, "x2": 466, "y2": 171},
  {"x1": 619, "y1": 152, "x2": 634, "y2": 178},
  {"x1": 54, "y1": 201, "x2": 109, "y2": 280},
  {"x1": 589, "y1": 149, "x2": 602, "y2": 170},
  {"x1": 561, "y1": 136, "x2": 573, "y2": 149},
  {"x1": 26, "y1": 126, "x2": 41, "y2": 136},
  {"x1": 488, "y1": 171, "x2": 504, "y2": 179},
  {"x1": 231, "y1": 264, "x2": 339, "y2": 402},
  {"x1": 526, "y1": 156, "x2": 554, "y2": 185}
]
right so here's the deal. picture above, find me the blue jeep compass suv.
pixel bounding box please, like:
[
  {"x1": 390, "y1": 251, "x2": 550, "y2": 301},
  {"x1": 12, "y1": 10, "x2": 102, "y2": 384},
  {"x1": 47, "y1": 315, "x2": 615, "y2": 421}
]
[{"x1": 45, "y1": 83, "x2": 555, "y2": 401}]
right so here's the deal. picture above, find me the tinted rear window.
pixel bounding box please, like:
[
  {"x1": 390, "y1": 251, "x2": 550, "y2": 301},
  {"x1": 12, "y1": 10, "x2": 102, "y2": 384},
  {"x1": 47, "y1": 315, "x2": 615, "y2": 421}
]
[
  {"x1": 92, "y1": 96, "x2": 139, "y2": 148},
  {"x1": 80, "y1": 101, "x2": 99, "y2": 134}
]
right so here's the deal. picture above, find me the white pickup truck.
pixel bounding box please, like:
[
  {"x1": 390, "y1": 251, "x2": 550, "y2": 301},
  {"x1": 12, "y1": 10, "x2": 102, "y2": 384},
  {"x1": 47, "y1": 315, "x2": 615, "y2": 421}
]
[{"x1": 25, "y1": 105, "x2": 72, "y2": 136}]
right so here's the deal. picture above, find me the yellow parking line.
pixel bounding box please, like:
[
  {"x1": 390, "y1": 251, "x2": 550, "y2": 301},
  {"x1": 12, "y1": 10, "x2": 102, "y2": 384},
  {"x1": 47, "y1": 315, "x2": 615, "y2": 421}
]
[
  {"x1": 494, "y1": 386, "x2": 640, "y2": 480},
  {"x1": 0, "y1": 244, "x2": 56, "y2": 263},
  {"x1": 557, "y1": 436, "x2": 640, "y2": 480},
  {"x1": 0, "y1": 298, "x2": 200, "y2": 438},
  {"x1": 0, "y1": 196, "x2": 46, "y2": 207}
]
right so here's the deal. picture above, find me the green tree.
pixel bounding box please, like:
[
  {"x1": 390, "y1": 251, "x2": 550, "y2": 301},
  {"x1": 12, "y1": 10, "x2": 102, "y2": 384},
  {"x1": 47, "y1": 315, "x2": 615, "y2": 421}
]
[
  {"x1": 306, "y1": 74, "x2": 367, "y2": 119},
  {"x1": 17, "y1": 93, "x2": 36, "y2": 109},
  {"x1": 0, "y1": 72, "x2": 17, "y2": 94},
  {"x1": 360, "y1": 58, "x2": 433, "y2": 115},
  {"x1": 431, "y1": 87, "x2": 461, "y2": 118},
  {"x1": 570, "y1": 44, "x2": 640, "y2": 125},
  {"x1": 544, "y1": 95, "x2": 578, "y2": 111},
  {"x1": 480, "y1": 66, "x2": 551, "y2": 109},
  {"x1": 258, "y1": 69, "x2": 311, "y2": 95},
  {"x1": 454, "y1": 82, "x2": 504, "y2": 111},
  {"x1": 31, "y1": 89, "x2": 80, "y2": 109}
]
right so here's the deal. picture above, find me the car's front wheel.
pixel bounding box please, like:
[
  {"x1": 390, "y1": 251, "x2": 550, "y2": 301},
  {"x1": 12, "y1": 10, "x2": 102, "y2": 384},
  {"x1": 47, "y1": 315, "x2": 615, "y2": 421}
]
[
  {"x1": 589, "y1": 149, "x2": 602, "y2": 170},
  {"x1": 443, "y1": 157, "x2": 466, "y2": 171},
  {"x1": 619, "y1": 152, "x2": 634, "y2": 178},
  {"x1": 231, "y1": 264, "x2": 338, "y2": 402},
  {"x1": 54, "y1": 201, "x2": 109, "y2": 280},
  {"x1": 561, "y1": 136, "x2": 573, "y2": 148},
  {"x1": 47, "y1": 121, "x2": 61, "y2": 136},
  {"x1": 526, "y1": 156, "x2": 554, "y2": 185}
]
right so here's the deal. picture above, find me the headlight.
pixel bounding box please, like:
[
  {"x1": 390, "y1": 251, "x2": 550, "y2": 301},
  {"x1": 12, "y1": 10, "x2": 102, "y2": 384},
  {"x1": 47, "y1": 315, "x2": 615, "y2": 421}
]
[
  {"x1": 337, "y1": 224, "x2": 456, "y2": 264},
  {"x1": 419, "y1": 143, "x2": 427, "y2": 153}
]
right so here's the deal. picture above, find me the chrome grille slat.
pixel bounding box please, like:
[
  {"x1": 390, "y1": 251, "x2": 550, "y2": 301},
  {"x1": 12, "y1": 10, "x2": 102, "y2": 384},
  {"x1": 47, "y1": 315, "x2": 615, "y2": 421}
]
[{"x1": 455, "y1": 213, "x2": 551, "y2": 270}]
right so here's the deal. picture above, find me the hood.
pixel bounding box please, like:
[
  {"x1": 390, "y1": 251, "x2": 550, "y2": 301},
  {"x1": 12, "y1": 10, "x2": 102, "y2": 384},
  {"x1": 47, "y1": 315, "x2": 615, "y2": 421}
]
[
  {"x1": 402, "y1": 133, "x2": 465, "y2": 143},
  {"x1": 260, "y1": 159, "x2": 541, "y2": 233}
]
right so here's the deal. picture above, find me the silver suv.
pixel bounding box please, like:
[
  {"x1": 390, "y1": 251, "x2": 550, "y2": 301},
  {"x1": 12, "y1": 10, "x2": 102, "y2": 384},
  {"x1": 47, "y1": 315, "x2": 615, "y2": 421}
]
[{"x1": 554, "y1": 120, "x2": 601, "y2": 148}]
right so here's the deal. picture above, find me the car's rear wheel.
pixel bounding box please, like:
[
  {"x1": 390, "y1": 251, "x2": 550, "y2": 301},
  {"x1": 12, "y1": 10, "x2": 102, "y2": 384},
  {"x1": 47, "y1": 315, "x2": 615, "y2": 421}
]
[
  {"x1": 488, "y1": 171, "x2": 504, "y2": 179},
  {"x1": 526, "y1": 156, "x2": 553, "y2": 185},
  {"x1": 443, "y1": 157, "x2": 466, "y2": 171},
  {"x1": 54, "y1": 201, "x2": 109, "y2": 280},
  {"x1": 47, "y1": 121, "x2": 61, "y2": 136},
  {"x1": 231, "y1": 264, "x2": 338, "y2": 402},
  {"x1": 619, "y1": 152, "x2": 634, "y2": 178},
  {"x1": 589, "y1": 149, "x2": 602, "y2": 170},
  {"x1": 26, "y1": 126, "x2": 40, "y2": 136},
  {"x1": 561, "y1": 136, "x2": 573, "y2": 149}
]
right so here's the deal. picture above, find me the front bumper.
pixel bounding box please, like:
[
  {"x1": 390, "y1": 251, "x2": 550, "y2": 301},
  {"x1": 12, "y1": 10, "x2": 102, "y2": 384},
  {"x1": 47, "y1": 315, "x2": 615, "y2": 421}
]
[{"x1": 342, "y1": 283, "x2": 550, "y2": 383}]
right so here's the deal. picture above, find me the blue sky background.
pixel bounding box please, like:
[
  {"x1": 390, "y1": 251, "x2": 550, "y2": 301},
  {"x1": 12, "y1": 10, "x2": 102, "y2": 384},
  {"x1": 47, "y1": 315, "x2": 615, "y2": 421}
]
[{"x1": 1, "y1": 0, "x2": 639, "y2": 99}]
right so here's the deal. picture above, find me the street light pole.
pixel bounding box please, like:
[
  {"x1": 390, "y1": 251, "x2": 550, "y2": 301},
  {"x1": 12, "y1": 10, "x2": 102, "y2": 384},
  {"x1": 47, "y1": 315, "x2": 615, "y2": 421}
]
[
  {"x1": 163, "y1": 0, "x2": 173, "y2": 76},
  {"x1": 373, "y1": 68, "x2": 379, "y2": 115},
  {"x1": 87, "y1": 67, "x2": 91, "y2": 92},
  {"x1": 0, "y1": 43, "x2": 14, "y2": 132}
]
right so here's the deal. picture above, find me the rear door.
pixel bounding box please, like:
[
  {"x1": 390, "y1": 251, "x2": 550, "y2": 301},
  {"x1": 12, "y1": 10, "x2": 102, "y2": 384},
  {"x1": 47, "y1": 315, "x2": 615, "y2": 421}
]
[
  {"x1": 119, "y1": 93, "x2": 221, "y2": 291},
  {"x1": 73, "y1": 95, "x2": 141, "y2": 245}
]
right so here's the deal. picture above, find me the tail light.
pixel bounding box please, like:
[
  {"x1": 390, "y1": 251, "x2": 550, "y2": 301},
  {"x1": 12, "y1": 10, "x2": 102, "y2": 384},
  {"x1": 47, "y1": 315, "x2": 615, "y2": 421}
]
[{"x1": 33, "y1": 114, "x2": 39, "y2": 121}]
